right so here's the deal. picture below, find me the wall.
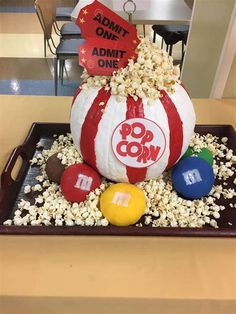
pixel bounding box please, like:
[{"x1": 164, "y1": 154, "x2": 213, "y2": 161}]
[
  {"x1": 181, "y1": 0, "x2": 236, "y2": 98},
  {"x1": 223, "y1": 54, "x2": 236, "y2": 98}
]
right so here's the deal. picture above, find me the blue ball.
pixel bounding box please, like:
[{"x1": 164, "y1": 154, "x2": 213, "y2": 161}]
[{"x1": 171, "y1": 157, "x2": 215, "y2": 200}]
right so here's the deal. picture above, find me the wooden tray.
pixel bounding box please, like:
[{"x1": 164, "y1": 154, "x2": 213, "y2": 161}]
[{"x1": 0, "y1": 123, "x2": 235, "y2": 236}]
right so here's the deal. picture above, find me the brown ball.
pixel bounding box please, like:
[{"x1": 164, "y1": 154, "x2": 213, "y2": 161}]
[{"x1": 45, "y1": 153, "x2": 65, "y2": 183}]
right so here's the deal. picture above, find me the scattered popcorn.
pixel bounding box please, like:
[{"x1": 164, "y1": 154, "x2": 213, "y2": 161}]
[
  {"x1": 210, "y1": 219, "x2": 218, "y2": 228},
  {"x1": 65, "y1": 219, "x2": 75, "y2": 226},
  {"x1": 36, "y1": 141, "x2": 44, "y2": 149},
  {"x1": 55, "y1": 219, "x2": 63, "y2": 226},
  {"x1": 32, "y1": 184, "x2": 43, "y2": 192},
  {"x1": 36, "y1": 175, "x2": 44, "y2": 182},
  {"x1": 30, "y1": 157, "x2": 38, "y2": 165},
  {"x1": 31, "y1": 219, "x2": 41, "y2": 226},
  {"x1": 14, "y1": 217, "x2": 24, "y2": 226},
  {"x1": 4, "y1": 131, "x2": 235, "y2": 230},
  {"x1": 3, "y1": 219, "x2": 12, "y2": 226},
  {"x1": 85, "y1": 217, "x2": 95, "y2": 226},
  {"x1": 35, "y1": 196, "x2": 44, "y2": 204},
  {"x1": 14, "y1": 210, "x2": 22, "y2": 217},
  {"x1": 213, "y1": 212, "x2": 220, "y2": 219},
  {"x1": 24, "y1": 185, "x2": 31, "y2": 194},
  {"x1": 101, "y1": 218, "x2": 109, "y2": 227}
]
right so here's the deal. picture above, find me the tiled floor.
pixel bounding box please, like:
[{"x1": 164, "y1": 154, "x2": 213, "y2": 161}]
[
  {"x1": 0, "y1": 0, "x2": 82, "y2": 96},
  {"x1": 0, "y1": 1, "x2": 182, "y2": 96}
]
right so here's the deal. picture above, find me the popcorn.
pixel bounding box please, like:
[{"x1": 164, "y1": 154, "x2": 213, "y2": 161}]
[
  {"x1": 221, "y1": 137, "x2": 228, "y2": 143},
  {"x1": 3, "y1": 219, "x2": 12, "y2": 226},
  {"x1": 81, "y1": 37, "x2": 180, "y2": 100},
  {"x1": 24, "y1": 185, "x2": 31, "y2": 194},
  {"x1": 101, "y1": 218, "x2": 109, "y2": 226},
  {"x1": 76, "y1": 219, "x2": 85, "y2": 227},
  {"x1": 35, "y1": 196, "x2": 44, "y2": 204},
  {"x1": 14, "y1": 210, "x2": 22, "y2": 217},
  {"x1": 65, "y1": 219, "x2": 75, "y2": 226},
  {"x1": 32, "y1": 184, "x2": 43, "y2": 192},
  {"x1": 85, "y1": 217, "x2": 95, "y2": 226},
  {"x1": 4, "y1": 131, "x2": 235, "y2": 230},
  {"x1": 36, "y1": 141, "x2": 44, "y2": 149},
  {"x1": 213, "y1": 212, "x2": 220, "y2": 219}
]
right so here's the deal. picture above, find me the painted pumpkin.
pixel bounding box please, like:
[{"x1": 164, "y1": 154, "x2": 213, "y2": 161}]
[{"x1": 70, "y1": 83, "x2": 196, "y2": 183}]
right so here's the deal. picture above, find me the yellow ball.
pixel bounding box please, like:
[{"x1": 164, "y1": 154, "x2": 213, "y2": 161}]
[{"x1": 100, "y1": 183, "x2": 146, "y2": 226}]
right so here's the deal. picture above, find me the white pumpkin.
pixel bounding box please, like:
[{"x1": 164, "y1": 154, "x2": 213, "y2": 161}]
[{"x1": 70, "y1": 83, "x2": 196, "y2": 183}]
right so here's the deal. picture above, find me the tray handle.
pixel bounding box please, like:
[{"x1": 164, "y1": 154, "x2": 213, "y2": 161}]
[{"x1": 1, "y1": 145, "x2": 30, "y2": 190}]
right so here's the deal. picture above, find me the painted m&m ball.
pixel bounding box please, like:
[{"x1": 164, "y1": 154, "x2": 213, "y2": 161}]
[
  {"x1": 198, "y1": 148, "x2": 214, "y2": 166},
  {"x1": 100, "y1": 183, "x2": 146, "y2": 226},
  {"x1": 181, "y1": 147, "x2": 194, "y2": 159},
  {"x1": 171, "y1": 157, "x2": 215, "y2": 200},
  {"x1": 181, "y1": 146, "x2": 214, "y2": 166},
  {"x1": 61, "y1": 163, "x2": 102, "y2": 203},
  {"x1": 45, "y1": 153, "x2": 65, "y2": 184}
]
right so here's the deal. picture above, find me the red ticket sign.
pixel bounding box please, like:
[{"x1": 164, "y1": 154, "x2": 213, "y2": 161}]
[
  {"x1": 76, "y1": 0, "x2": 140, "y2": 49},
  {"x1": 79, "y1": 38, "x2": 137, "y2": 76}
]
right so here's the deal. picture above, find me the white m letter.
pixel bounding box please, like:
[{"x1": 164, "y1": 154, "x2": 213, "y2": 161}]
[
  {"x1": 74, "y1": 174, "x2": 93, "y2": 191},
  {"x1": 182, "y1": 169, "x2": 202, "y2": 185},
  {"x1": 112, "y1": 192, "x2": 131, "y2": 207}
]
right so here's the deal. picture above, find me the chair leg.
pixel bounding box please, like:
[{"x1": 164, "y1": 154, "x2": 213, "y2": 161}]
[
  {"x1": 60, "y1": 60, "x2": 65, "y2": 85},
  {"x1": 53, "y1": 22, "x2": 60, "y2": 36},
  {"x1": 44, "y1": 35, "x2": 46, "y2": 57},
  {"x1": 143, "y1": 24, "x2": 146, "y2": 37},
  {"x1": 182, "y1": 40, "x2": 185, "y2": 60},
  {"x1": 59, "y1": 60, "x2": 62, "y2": 80},
  {"x1": 161, "y1": 38, "x2": 164, "y2": 49},
  {"x1": 54, "y1": 58, "x2": 58, "y2": 96},
  {"x1": 62, "y1": 60, "x2": 66, "y2": 84},
  {"x1": 153, "y1": 31, "x2": 156, "y2": 43},
  {"x1": 54, "y1": 20, "x2": 60, "y2": 33},
  {"x1": 180, "y1": 51, "x2": 185, "y2": 72}
]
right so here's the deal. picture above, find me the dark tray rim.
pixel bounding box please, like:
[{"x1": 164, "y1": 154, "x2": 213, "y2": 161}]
[
  {"x1": 1, "y1": 225, "x2": 236, "y2": 237},
  {"x1": 0, "y1": 122, "x2": 235, "y2": 237}
]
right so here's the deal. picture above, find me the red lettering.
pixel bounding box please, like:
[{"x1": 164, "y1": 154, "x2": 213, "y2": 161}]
[
  {"x1": 116, "y1": 141, "x2": 128, "y2": 157},
  {"x1": 140, "y1": 130, "x2": 154, "y2": 145},
  {"x1": 148, "y1": 145, "x2": 161, "y2": 161},
  {"x1": 131, "y1": 122, "x2": 146, "y2": 138},
  {"x1": 120, "y1": 123, "x2": 131, "y2": 140},
  {"x1": 126, "y1": 142, "x2": 142, "y2": 157},
  {"x1": 137, "y1": 146, "x2": 149, "y2": 163}
]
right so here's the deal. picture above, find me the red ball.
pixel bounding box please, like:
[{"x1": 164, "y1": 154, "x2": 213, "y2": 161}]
[{"x1": 60, "y1": 163, "x2": 102, "y2": 203}]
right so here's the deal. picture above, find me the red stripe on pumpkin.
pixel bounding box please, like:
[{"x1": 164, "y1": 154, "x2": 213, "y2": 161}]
[
  {"x1": 160, "y1": 90, "x2": 183, "y2": 169},
  {"x1": 125, "y1": 96, "x2": 147, "y2": 183},
  {"x1": 80, "y1": 87, "x2": 110, "y2": 171}
]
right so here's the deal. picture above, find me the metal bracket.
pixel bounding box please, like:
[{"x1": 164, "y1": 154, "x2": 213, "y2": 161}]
[{"x1": 123, "y1": 0, "x2": 136, "y2": 24}]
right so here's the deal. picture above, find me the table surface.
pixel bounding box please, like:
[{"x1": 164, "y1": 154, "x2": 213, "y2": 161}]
[
  {"x1": 0, "y1": 95, "x2": 236, "y2": 313},
  {"x1": 71, "y1": 0, "x2": 193, "y2": 25}
]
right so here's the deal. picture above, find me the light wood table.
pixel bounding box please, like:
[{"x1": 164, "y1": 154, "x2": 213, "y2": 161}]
[
  {"x1": 0, "y1": 96, "x2": 236, "y2": 314},
  {"x1": 71, "y1": 0, "x2": 193, "y2": 25}
]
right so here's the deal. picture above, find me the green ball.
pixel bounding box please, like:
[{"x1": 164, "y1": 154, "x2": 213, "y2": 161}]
[
  {"x1": 182, "y1": 147, "x2": 194, "y2": 159},
  {"x1": 197, "y1": 148, "x2": 214, "y2": 166}
]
